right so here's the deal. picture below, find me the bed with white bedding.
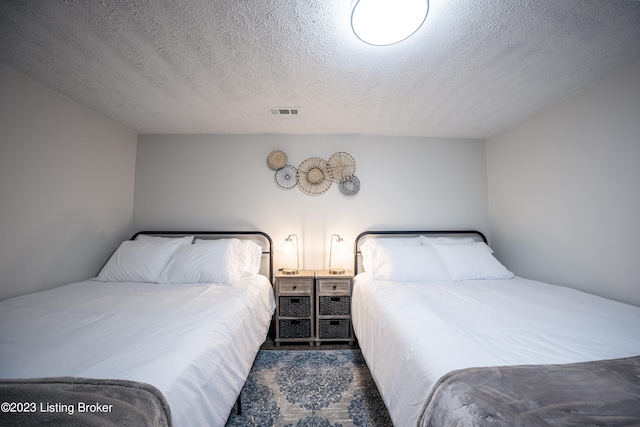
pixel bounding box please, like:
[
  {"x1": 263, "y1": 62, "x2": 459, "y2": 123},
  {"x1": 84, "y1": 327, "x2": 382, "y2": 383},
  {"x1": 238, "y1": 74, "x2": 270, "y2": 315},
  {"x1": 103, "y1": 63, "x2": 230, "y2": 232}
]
[
  {"x1": 352, "y1": 231, "x2": 640, "y2": 427},
  {"x1": 0, "y1": 231, "x2": 276, "y2": 427}
]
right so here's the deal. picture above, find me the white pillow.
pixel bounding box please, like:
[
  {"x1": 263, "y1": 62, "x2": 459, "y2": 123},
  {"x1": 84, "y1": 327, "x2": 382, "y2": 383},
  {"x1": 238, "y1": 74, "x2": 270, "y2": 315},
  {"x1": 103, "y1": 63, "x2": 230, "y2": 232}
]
[
  {"x1": 373, "y1": 245, "x2": 452, "y2": 282},
  {"x1": 432, "y1": 242, "x2": 514, "y2": 281},
  {"x1": 96, "y1": 238, "x2": 183, "y2": 283},
  {"x1": 239, "y1": 240, "x2": 262, "y2": 274},
  {"x1": 361, "y1": 236, "x2": 422, "y2": 272},
  {"x1": 194, "y1": 238, "x2": 261, "y2": 274},
  {"x1": 135, "y1": 234, "x2": 194, "y2": 246},
  {"x1": 159, "y1": 239, "x2": 240, "y2": 284},
  {"x1": 420, "y1": 236, "x2": 477, "y2": 245},
  {"x1": 421, "y1": 236, "x2": 494, "y2": 253}
]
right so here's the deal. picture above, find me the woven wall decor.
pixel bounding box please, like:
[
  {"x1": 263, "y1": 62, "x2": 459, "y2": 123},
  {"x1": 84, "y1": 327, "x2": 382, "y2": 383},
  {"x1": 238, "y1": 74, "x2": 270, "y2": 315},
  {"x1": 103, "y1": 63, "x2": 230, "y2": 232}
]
[
  {"x1": 339, "y1": 175, "x2": 360, "y2": 196},
  {"x1": 267, "y1": 150, "x2": 287, "y2": 170},
  {"x1": 327, "y1": 152, "x2": 356, "y2": 182},
  {"x1": 297, "y1": 157, "x2": 333, "y2": 196},
  {"x1": 267, "y1": 150, "x2": 360, "y2": 197},
  {"x1": 275, "y1": 164, "x2": 298, "y2": 190}
]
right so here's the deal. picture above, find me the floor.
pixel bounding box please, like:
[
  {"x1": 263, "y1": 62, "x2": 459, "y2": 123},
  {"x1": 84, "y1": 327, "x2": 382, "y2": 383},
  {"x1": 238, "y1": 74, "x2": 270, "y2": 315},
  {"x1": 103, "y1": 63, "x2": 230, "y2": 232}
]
[{"x1": 226, "y1": 347, "x2": 392, "y2": 427}]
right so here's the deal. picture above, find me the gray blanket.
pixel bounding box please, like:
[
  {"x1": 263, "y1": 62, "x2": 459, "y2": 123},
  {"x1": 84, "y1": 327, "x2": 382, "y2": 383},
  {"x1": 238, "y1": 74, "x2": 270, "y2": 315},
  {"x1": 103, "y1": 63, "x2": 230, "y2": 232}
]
[
  {"x1": 419, "y1": 355, "x2": 640, "y2": 427},
  {"x1": 0, "y1": 377, "x2": 171, "y2": 426}
]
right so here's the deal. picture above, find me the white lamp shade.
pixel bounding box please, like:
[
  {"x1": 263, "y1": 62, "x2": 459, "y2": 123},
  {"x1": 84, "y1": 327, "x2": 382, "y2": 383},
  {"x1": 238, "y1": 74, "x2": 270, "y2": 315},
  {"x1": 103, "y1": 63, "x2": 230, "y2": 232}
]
[
  {"x1": 351, "y1": 0, "x2": 429, "y2": 46},
  {"x1": 329, "y1": 234, "x2": 350, "y2": 274},
  {"x1": 282, "y1": 235, "x2": 300, "y2": 273},
  {"x1": 282, "y1": 239, "x2": 295, "y2": 253}
]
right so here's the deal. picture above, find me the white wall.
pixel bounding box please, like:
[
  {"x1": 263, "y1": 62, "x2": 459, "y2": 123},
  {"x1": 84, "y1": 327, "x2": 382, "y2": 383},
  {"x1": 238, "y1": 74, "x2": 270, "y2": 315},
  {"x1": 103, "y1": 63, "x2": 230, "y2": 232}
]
[
  {"x1": 0, "y1": 65, "x2": 137, "y2": 300},
  {"x1": 133, "y1": 134, "x2": 488, "y2": 271},
  {"x1": 487, "y1": 60, "x2": 640, "y2": 306}
]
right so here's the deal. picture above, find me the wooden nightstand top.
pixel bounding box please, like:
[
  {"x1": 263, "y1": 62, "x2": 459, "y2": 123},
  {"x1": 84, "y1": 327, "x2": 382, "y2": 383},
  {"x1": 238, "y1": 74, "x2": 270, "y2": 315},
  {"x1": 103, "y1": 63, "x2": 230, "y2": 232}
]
[
  {"x1": 275, "y1": 270, "x2": 315, "y2": 279},
  {"x1": 315, "y1": 270, "x2": 354, "y2": 279}
]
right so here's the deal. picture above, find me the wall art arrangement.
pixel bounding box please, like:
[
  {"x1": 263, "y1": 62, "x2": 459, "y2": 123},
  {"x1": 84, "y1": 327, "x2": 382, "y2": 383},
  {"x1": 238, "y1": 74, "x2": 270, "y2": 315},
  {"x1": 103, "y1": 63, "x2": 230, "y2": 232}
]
[{"x1": 267, "y1": 150, "x2": 360, "y2": 196}]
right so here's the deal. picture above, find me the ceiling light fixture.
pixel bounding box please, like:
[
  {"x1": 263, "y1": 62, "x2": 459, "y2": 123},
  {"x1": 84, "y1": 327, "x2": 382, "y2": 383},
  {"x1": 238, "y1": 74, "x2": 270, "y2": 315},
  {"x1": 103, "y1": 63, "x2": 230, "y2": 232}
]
[{"x1": 351, "y1": 0, "x2": 429, "y2": 46}]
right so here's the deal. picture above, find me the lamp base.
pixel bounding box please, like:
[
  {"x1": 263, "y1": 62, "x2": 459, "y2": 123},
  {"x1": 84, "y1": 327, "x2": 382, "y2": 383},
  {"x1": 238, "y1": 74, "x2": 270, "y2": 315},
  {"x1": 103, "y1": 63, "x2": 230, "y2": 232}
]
[
  {"x1": 329, "y1": 268, "x2": 345, "y2": 275},
  {"x1": 281, "y1": 268, "x2": 299, "y2": 275}
]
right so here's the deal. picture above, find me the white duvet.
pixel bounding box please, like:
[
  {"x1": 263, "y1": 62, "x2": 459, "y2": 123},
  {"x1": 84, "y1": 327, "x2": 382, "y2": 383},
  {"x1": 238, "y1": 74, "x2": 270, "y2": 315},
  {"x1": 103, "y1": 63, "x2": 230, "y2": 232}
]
[
  {"x1": 0, "y1": 275, "x2": 275, "y2": 427},
  {"x1": 352, "y1": 273, "x2": 640, "y2": 427}
]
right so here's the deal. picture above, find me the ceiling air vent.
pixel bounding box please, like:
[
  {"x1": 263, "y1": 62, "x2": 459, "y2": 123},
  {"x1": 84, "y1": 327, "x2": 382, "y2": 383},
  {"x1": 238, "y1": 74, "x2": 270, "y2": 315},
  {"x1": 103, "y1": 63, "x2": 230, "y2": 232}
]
[{"x1": 270, "y1": 107, "x2": 300, "y2": 115}]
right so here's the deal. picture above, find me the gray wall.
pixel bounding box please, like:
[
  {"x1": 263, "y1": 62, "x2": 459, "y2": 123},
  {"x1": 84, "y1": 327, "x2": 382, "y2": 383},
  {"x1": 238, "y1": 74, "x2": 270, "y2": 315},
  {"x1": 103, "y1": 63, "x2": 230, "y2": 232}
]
[
  {"x1": 487, "y1": 60, "x2": 640, "y2": 306},
  {"x1": 5, "y1": 57, "x2": 639, "y2": 307},
  {"x1": 133, "y1": 134, "x2": 488, "y2": 270},
  {"x1": 0, "y1": 65, "x2": 138, "y2": 300}
]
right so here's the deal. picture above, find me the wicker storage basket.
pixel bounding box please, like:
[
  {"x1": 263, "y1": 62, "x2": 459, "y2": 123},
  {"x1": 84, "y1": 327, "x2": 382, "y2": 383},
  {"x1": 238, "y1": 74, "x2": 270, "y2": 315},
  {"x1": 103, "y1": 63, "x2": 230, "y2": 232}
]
[
  {"x1": 318, "y1": 319, "x2": 351, "y2": 339},
  {"x1": 279, "y1": 319, "x2": 311, "y2": 339},
  {"x1": 279, "y1": 296, "x2": 311, "y2": 317},
  {"x1": 319, "y1": 296, "x2": 351, "y2": 316}
]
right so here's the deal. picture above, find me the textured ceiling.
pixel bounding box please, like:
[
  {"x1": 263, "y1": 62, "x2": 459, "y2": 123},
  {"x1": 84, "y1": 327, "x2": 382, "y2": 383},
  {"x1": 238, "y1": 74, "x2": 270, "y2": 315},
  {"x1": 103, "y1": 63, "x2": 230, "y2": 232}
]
[{"x1": 1, "y1": 0, "x2": 639, "y2": 138}]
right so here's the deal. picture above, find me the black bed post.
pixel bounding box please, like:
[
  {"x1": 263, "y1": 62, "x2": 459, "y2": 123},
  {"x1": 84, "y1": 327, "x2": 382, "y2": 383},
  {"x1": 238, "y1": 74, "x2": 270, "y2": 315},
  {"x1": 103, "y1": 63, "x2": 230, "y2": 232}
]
[{"x1": 236, "y1": 394, "x2": 242, "y2": 415}]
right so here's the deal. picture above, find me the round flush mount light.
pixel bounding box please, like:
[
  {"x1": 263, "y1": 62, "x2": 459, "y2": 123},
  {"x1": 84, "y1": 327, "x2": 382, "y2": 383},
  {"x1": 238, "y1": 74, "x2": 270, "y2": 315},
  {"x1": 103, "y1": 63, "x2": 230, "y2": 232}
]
[{"x1": 351, "y1": 0, "x2": 429, "y2": 46}]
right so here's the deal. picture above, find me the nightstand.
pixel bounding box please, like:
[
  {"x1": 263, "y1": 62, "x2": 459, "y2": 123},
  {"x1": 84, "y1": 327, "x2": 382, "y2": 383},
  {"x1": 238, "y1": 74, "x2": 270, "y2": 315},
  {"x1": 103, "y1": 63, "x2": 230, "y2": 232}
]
[
  {"x1": 315, "y1": 270, "x2": 354, "y2": 346},
  {"x1": 274, "y1": 270, "x2": 315, "y2": 346}
]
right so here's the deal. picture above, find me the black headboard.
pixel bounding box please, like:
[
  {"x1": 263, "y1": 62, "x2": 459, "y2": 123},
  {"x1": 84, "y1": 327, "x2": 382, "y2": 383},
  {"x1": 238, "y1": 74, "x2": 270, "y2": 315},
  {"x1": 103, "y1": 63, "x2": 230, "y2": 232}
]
[
  {"x1": 132, "y1": 231, "x2": 273, "y2": 281},
  {"x1": 354, "y1": 230, "x2": 487, "y2": 274}
]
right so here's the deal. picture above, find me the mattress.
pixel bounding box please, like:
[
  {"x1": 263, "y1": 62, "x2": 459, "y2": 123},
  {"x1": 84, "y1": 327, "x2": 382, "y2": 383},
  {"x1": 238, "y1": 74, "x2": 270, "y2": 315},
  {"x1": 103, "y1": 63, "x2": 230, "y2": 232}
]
[
  {"x1": 0, "y1": 274, "x2": 275, "y2": 427},
  {"x1": 352, "y1": 273, "x2": 640, "y2": 426}
]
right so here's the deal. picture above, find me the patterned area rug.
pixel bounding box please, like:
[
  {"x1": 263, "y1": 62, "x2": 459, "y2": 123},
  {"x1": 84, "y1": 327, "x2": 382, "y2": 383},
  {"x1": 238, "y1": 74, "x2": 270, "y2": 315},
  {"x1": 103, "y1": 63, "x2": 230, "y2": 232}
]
[{"x1": 226, "y1": 350, "x2": 392, "y2": 427}]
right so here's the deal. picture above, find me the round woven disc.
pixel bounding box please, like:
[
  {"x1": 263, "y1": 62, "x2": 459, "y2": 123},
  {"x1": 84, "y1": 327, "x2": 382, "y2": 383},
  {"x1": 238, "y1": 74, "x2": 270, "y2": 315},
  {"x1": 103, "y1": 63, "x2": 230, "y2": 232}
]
[
  {"x1": 339, "y1": 175, "x2": 360, "y2": 196},
  {"x1": 328, "y1": 152, "x2": 356, "y2": 182},
  {"x1": 275, "y1": 165, "x2": 298, "y2": 190},
  {"x1": 297, "y1": 157, "x2": 333, "y2": 196},
  {"x1": 307, "y1": 168, "x2": 324, "y2": 184},
  {"x1": 267, "y1": 150, "x2": 287, "y2": 170}
]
